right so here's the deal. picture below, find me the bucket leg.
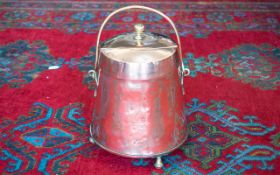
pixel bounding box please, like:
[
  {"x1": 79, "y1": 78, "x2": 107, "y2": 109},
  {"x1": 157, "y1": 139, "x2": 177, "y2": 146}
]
[
  {"x1": 154, "y1": 157, "x2": 163, "y2": 169},
  {"x1": 89, "y1": 124, "x2": 95, "y2": 144},
  {"x1": 89, "y1": 137, "x2": 95, "y2": 144}
]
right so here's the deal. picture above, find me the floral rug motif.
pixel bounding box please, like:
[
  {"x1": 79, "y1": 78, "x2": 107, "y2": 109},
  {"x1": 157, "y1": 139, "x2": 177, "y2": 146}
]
[
  {"x1": 185, "y1": 44, "x2": 280, "y2": 90},
  {"x1": 0, "y1": 1, "x2": 279, "y2": 37},
  {"x1": 1, "y1": 99, "x2": 279, "y2": 175}
]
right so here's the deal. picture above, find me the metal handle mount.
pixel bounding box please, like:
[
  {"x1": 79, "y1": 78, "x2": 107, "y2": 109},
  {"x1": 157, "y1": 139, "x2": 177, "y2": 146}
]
[{"x1": 89, "y1": 5, "x2": 190, "y2": 95}]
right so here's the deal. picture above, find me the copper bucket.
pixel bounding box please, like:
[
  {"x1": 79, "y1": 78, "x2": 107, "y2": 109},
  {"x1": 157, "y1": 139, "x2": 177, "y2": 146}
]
[{"x1": 89, "y1": 5, "x2": 190, "y2": 168}]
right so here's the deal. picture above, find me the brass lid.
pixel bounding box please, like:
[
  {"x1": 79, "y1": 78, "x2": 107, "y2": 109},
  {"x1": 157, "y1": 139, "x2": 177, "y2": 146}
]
[{"x1": 100, "y1": 24, "x2": 177, "y2": 63}]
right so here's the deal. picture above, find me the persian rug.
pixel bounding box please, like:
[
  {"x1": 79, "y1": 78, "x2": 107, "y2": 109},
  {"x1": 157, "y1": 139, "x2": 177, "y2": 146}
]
[{"x1": 0, "y1": 1, "x2": 280, "y2": 175}]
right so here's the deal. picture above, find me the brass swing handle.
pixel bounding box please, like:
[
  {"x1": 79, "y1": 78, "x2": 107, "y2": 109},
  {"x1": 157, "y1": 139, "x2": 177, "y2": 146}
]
[{"x1": 89, "y1": 5, "x2": 190, "y2": 93}]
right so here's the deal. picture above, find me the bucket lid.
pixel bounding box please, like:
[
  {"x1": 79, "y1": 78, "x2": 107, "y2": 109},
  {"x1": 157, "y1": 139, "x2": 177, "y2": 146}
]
[{"x1": 100, "y1": 24, "x2": 177, "y2": 63}]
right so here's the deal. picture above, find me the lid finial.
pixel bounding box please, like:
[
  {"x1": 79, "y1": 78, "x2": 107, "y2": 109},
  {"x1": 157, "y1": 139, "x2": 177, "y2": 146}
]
[{"x1": 134, "y1": 23, "x2": 144, "y2": 40}]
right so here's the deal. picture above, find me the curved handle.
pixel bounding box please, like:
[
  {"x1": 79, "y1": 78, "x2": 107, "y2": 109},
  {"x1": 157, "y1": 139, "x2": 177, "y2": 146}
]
[
  {"x1": 94, "y1": 5, "x2": 189, "y2": 77},
  {"x1": 90, "y1": 5, "x2": 190, "y2": 96}
]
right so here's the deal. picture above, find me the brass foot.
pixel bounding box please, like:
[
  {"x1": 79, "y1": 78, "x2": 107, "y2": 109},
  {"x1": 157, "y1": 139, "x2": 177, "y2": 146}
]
[
  {"x1": 154, "y1": 157, "x2": 163, "y2": 169},
  {"x1": 89, "y1": 137, "x2": 95, "y2": 144},
  {"x1": 89, "y1": 124, "x2": 95, "y2": 144}
]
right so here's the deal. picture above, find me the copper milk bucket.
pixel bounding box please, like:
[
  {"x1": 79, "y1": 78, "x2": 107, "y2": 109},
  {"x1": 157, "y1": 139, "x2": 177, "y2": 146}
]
[{"x1": 89, "y1": 5, "x2": 190, "y2": 168}]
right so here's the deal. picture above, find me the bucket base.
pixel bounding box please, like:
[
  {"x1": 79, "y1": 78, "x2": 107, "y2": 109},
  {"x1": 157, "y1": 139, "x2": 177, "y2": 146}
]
[{"x1": 89, "y1": 123, "x2": 188, "y2": 159}]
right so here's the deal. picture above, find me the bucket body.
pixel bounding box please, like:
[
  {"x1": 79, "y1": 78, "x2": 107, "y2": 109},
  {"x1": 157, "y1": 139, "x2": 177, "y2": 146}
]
[
  {"x1": 90, "y1": 51, "x2": 188, "y2": 158},
  {"x1": 89, "y1": 6, "x2": 190, "y2": 158}
]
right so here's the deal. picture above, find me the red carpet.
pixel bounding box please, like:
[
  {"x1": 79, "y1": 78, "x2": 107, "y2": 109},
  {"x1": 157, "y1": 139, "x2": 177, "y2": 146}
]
[{"x1": 0, "y1": 1, "x2": 280, "y2": 175}]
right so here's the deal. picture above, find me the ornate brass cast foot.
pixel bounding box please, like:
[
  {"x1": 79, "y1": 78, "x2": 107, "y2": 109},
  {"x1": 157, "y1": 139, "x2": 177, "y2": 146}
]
[
  {"x1": 89, "y1": 124, "x2": 95, "y2": 144},
  {"x1": 154, "y1": 157, "x2": 163, "y2": 169}
]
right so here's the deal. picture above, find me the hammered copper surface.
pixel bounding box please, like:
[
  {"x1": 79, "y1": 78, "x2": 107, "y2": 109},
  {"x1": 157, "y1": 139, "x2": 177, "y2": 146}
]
[
  {"x1": 91, "y1": 40, "x2": 188, "y2": 157},
  {"x1": 90, "y1": 5, "x2": 189, "y2": 158}
]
